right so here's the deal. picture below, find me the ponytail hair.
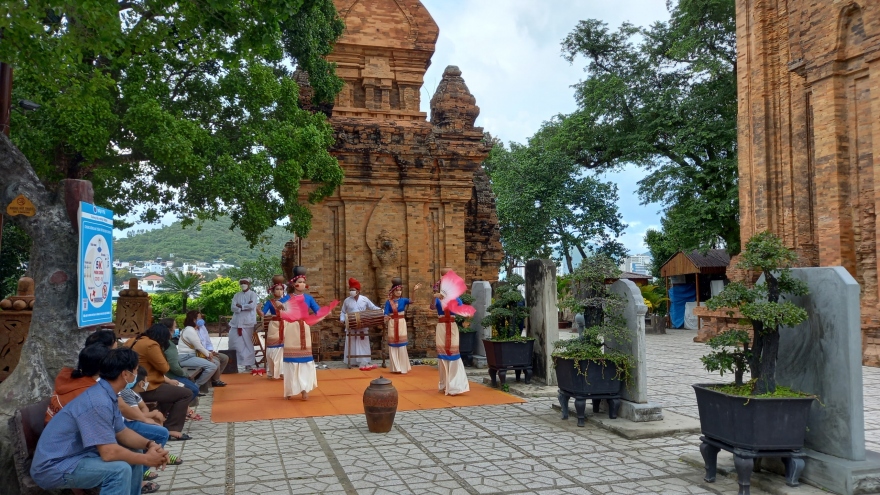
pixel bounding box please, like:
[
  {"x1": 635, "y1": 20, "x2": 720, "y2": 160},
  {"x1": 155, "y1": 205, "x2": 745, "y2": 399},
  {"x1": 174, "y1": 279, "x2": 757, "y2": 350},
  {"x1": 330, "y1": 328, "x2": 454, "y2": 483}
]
[{"x1": 71, "y1": 344, "x2": 110, "y2": 379}]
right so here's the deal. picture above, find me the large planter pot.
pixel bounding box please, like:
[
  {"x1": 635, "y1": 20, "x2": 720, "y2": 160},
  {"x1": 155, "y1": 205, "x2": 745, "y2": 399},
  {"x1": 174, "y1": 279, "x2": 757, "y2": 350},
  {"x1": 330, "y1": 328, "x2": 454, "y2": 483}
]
[
  {"x1": 554, "y1": 357, "x2": 622, "y2": 397},
  {"x1": 483, "y1": 339, "x2": 534, "y2": 368},
  {"x1": 458, "y1": 331, "x2": 477, "y2": 366},
  {"x1": 693, "y1": 384, "x2": 814, "y2": 450},
  {"x1": 483, "y1": 339, "x2": 534, "y2": 387}
]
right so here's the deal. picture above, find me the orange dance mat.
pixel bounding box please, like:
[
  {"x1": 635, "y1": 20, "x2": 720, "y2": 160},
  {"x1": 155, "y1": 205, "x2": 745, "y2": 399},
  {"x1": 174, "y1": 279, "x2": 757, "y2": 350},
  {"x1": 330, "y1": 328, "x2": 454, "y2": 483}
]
[{"x1": 210, "y1": 365, "x2": 525, "y2": 423}]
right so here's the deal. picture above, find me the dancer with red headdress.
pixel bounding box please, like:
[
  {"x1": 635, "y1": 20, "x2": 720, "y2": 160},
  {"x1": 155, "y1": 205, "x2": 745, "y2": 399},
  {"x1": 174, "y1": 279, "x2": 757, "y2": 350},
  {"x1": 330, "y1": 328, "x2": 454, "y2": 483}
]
[
  {"x1": 279, "y1": 267, "x2": 338, "y2": 400},
  {"x1": 383, "y1": 278, "x2": 422, "y2": 374},
  {"x1": 433, "y1": 270, "x2": 475, "y2": 395},
  {"x1": 339, "y1": 277, "x2": 380, "y2": 370}
]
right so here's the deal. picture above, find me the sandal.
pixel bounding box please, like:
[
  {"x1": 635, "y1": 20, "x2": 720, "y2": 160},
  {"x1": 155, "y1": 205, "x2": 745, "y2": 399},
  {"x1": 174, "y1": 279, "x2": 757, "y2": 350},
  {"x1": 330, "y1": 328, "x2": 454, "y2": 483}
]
[
  {"x1": 168, "y1": 454, "x2": 183, "y2": 465},
  {"x1": 212, "y1": 380, "x2": 227, "y2": 387},
  {"x1": 168, "y1": 433, "x2": 192, "y2": 441},
  {"x1": 186, "y1": 409, "x2": 203, "y2": 421},
  {"x1": 143, "y1": 469, "x2": 159, "y2": 481},
  {"x1": 142, "y1": 481, "x2": 160, "y2": 494}
]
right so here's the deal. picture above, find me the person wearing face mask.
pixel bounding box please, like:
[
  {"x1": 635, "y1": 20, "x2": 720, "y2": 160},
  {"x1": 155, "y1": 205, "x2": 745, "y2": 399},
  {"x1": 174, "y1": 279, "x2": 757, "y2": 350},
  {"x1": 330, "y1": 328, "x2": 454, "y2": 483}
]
[
  {"x1": 117, "y1": 366, "x2": 183, "y2": 484},
  {"x1": 229, "y1": 278, "x2": 259, "y2": 372},
  {"x1": 159, "y1": 318, "x2": 201, "y2": 403},
  {"x1": 339, "y1": 278, "x2": 381, "y2": 369},
  {"x1": 194, "y1": 313, "x2": 228, "y2": 386},
  {"x1": 262, "y1": 283, "x2": 289, "y2": 379},
  {"x1": 177, "y1": 310, "x2": 219, "y2": 390}
]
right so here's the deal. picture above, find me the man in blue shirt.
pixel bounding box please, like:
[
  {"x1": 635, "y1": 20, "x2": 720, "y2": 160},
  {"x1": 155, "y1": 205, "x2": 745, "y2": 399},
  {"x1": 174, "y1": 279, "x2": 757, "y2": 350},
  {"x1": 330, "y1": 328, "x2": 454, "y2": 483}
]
[{"x1": 31, "y1": 348, "x2": 170, "y2": 495}]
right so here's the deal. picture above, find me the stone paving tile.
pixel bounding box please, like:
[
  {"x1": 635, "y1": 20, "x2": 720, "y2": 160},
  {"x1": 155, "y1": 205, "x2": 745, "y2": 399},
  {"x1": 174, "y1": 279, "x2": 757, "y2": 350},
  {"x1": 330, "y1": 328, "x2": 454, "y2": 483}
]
[{"x1": 160, "y1": 329, "x2": 879, "y2": 495}]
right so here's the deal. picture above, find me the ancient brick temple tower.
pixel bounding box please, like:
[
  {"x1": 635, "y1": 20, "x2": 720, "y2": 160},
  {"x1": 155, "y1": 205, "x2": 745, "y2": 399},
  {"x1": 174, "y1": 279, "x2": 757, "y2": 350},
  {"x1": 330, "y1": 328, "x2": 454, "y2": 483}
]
[
  {"x1": 292, "y1": 0, "x2": 502, "y2": 356},
  {"x1": 736, "y1": 1, "x2": 880, "y2": 365}
]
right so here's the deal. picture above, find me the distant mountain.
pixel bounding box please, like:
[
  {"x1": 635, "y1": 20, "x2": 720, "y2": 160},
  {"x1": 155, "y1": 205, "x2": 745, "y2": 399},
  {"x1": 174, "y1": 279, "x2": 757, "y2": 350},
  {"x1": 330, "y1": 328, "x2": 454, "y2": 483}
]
[{"x1": 113, "y1": 218, "x2": 292, "y2": 266}]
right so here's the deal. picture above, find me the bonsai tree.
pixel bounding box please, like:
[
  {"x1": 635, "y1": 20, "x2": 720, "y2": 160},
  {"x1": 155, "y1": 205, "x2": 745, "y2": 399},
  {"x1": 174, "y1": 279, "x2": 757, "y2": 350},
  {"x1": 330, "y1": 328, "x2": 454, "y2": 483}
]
[
  {"x1": 554, "y1": 254, "x2": 633, "y2": 381},
  {"x1": 482, "y1": 274, "x2": 532, "y2": 341},
  {"x1": 455, "y1": 292, "x2": 477, "y2": 333},
  {"x1": 705, "y1": 231, "x2": 809, "y2": 395}
]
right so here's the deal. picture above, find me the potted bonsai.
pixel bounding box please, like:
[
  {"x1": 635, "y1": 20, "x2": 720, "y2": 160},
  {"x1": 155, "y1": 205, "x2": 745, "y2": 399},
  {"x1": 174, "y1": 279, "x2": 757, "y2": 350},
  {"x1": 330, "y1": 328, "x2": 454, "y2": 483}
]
[
  {"x1": 553, "y1": 254, "x2": 633, "y2": 424},
  {"x1": 481, "y1": 274, "x2": 534, "y2": 386},
  {"x1": 696, "y1": 231, "x2": 815, "y2": 485},
  {"x1": 456, "y1": 292, "x2": 478, "y2": 366}
]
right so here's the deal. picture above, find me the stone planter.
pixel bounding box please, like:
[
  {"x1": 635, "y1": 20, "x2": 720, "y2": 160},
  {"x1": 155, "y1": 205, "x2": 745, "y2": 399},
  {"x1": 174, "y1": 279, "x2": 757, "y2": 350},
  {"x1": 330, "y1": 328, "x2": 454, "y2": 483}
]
[
  {"x1": 554, "y1": 357, "x2": 623, "y2": 425},
  {"x1": 458, "y1": 330, "x2": 477, "y2": 366},
  {"x1": 483, "y1": 339, "x2": 534, "y2": 386},
  {"x1": 693, "y1": 384, "x2": 813, "y2": 450}
]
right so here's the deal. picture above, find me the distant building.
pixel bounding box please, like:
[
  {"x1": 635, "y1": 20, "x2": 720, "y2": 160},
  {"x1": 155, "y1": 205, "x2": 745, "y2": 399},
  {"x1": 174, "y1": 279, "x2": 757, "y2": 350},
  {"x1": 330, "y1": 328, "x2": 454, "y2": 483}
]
[
  {"x1": 141, "y1": 274, "x2": 165, "y2": 292},
  {"x1": 619, "y1": 253, "x2": 652, "y2": 276}
]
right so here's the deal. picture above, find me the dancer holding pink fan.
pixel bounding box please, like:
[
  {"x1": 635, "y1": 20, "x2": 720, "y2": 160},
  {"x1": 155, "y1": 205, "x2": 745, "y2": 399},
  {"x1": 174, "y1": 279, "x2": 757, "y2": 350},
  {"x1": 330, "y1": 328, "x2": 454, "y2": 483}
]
[
  {"x1": 433, "y1": 270, "x2": 476, "y2": 395},
  {"x1": 279, "y1": 266, "x2": 338, "y2": 400}
]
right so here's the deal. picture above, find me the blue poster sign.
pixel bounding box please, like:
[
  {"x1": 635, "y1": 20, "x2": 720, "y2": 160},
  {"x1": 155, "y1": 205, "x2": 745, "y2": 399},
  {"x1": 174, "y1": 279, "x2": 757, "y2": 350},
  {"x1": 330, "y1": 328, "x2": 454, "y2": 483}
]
[{"x1": 77, "y1": 202, "x2": 114, "y2": 327}]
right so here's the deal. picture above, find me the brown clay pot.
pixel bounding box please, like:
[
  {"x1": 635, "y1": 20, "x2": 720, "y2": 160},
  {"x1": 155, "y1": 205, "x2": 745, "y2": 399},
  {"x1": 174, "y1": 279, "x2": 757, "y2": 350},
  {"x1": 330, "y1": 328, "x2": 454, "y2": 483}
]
[{"x1": 363, "y1": 376, "x2": 398, "y2": 433}]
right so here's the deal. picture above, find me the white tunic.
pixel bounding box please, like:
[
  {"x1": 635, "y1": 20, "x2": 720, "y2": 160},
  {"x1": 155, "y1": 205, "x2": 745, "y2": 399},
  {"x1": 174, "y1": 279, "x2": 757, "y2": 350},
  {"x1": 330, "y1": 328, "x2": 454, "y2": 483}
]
[
  {"x1": 339, "y1": 295, "x2": 381, "y2": 326},
  {"x1": 339, "y1": 295, "x2": 380, "y2": 366},
  {"x1": 230, "y1": 290, "x2": 259, "y2": 328}
]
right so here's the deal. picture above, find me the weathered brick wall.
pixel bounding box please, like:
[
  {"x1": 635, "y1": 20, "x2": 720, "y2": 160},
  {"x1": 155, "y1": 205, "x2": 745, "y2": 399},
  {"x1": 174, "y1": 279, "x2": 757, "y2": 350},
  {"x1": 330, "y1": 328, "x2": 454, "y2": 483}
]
[
  {"x1": 736, "y1": 0, "x2": 880, "y2": 365},
  {"x1": 292, "y1": 0, "x2": 501, "y2": 357}
]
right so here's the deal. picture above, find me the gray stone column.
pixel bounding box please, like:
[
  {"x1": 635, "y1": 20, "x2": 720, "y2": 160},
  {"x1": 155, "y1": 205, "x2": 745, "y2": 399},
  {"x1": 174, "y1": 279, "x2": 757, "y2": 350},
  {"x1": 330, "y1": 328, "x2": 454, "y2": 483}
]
[
  {"x1": 471, "y1": 281, "x2": 492, "y2": 358},
  {"x1": 525, "y1": 259, "x2": 559, "y2": 387},
  {"x1": 609, "y1": 279, "x2": 662, "y2": 422}
]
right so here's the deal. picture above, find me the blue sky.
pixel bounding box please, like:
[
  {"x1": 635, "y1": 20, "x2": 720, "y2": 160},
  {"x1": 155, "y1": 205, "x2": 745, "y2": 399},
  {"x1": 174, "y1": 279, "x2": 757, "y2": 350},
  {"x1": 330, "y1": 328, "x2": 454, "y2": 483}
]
[
  {"x1": 120, "y1": 1, "x2": 670, "y2": 255},
  {"x1": 419, "y1": 0, "x2": 670, "y2": 256}
]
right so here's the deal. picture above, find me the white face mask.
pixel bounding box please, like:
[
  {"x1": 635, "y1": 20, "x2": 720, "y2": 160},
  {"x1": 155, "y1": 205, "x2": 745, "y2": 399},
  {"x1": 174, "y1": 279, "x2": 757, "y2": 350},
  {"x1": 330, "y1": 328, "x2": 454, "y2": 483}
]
[
  {"x1": 349, "y1": 290, "x2": 357, "y2": 297},
  {"x1": 141, "y1": 380, "x2": 149, "y2": 391},
  {"x1": 240, "y1": 284, "x2": 249, "y2": 291}
]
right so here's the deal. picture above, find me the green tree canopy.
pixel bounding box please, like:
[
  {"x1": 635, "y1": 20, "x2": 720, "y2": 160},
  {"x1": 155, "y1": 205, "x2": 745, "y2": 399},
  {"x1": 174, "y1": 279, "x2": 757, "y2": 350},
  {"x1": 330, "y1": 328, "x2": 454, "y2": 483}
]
[
  {"x1": 225, "y1": 254, "x2": 282, "y2": 291},
  {"x1": 1, "y1": 0, "x2": 345, "y2": 243},
  {"x1": 486, "y1": 139, "x2": 626, "y2": 274},
  {"x1": 547, "y1": 0, "x2": 738, "y2": 256}
]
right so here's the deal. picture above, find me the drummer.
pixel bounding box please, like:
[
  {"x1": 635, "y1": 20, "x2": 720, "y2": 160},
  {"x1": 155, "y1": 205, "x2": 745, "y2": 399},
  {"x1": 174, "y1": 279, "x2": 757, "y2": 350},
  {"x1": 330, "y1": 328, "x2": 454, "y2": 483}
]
[
  {"x1": 339, "y1": 278, "x2": 381, "y2": 370},
  {"x1": 383, "y1": 278, "x2": 422, "y2": 374}
]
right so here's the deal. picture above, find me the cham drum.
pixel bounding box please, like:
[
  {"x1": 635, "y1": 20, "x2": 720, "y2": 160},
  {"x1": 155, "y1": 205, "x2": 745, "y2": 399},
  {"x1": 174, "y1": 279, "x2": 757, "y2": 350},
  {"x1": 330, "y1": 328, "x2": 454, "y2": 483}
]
[{"x1": 345, "y1": 309, "x2": 386, "y2": 366}]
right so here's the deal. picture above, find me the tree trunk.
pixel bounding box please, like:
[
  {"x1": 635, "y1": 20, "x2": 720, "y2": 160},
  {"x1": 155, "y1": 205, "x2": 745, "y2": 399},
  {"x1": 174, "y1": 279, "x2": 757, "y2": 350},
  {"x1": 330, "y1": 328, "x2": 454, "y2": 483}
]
[
  {"x1": 0, "y1": 134, "x2": 95, "y2": 492},
  {"x1": 754, "y1": 329, "x2": 779, "y2": 395},
  {"x1": 749, "y1": 320, "x2": 764, "y2": 382},
  {"x1": 182, "y1": 293, "x2": 188, "y2": 314}
]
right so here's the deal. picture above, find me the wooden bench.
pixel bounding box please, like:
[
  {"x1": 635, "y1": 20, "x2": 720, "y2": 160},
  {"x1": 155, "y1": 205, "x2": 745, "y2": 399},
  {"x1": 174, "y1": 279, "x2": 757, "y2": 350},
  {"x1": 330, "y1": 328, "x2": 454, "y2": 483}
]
[{"x1": 8, "y1": 398, "x2": 98, "y2": 495}]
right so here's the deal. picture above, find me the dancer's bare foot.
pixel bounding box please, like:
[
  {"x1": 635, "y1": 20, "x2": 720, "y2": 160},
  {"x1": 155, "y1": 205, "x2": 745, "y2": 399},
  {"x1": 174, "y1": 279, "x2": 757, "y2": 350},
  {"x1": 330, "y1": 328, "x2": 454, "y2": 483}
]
[{"x1": 301, "y1": 391, "x2": 309, "y2": 400}]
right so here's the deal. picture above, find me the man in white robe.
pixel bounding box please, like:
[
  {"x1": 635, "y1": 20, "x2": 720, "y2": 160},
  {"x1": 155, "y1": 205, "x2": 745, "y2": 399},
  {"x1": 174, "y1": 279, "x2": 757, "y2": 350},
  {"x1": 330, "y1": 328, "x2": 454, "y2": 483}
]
[
  {"x1": 339, "y1": 278, "x2": 380, "y2": 369},
  {"x1": 229, "y1": 278, "x2": 259, "y2": 372}
]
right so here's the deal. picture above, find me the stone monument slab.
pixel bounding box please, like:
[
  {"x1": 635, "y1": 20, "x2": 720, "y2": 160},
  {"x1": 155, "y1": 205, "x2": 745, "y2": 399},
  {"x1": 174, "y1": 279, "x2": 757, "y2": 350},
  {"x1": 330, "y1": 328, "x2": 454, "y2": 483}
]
[
  {"x1": 525, "y1": 259, "x2": 559, "y2": 387},
  {"x1": 471, "y1": 281, "x2": 491, "y2": 358},
  {"x1": 609, "y1": 279, "x2": 649, "y2": 404}
]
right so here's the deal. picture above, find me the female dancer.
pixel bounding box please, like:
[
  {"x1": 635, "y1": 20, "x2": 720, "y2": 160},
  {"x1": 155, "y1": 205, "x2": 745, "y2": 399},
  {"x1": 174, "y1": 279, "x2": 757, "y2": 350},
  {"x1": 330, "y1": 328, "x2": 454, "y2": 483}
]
[{"x1": 383, "y1": 277, "x2": 422, "y2": 374}]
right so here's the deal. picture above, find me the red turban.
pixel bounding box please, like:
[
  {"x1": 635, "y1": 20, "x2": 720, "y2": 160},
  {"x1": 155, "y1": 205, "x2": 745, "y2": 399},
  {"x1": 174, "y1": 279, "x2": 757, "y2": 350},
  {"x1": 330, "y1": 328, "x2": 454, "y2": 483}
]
[{"x1": 348, "y1": 278, "x2": 361, "y2": 290}]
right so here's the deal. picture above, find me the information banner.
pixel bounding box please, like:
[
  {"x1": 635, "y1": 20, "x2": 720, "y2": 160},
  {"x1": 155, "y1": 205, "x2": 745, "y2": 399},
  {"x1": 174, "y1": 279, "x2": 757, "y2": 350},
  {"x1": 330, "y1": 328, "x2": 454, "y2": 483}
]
[{"x1": 77, "y1": 202, "x2": 114, "y2": 327}]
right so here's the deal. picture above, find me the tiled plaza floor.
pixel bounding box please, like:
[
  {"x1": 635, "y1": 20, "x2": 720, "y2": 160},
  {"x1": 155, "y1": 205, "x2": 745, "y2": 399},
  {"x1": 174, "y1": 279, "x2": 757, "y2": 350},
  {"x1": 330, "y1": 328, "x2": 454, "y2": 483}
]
[{"x1": 151, "y1": 329, "x2": 880, "y2": 494}]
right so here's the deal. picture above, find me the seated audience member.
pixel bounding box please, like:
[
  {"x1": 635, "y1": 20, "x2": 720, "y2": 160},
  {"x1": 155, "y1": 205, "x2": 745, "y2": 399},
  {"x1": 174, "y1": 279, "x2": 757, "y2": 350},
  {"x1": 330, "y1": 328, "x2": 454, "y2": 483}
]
[
  {"x1": 177, "y1": 311, "x2": 218, "y2": 389},
  {"x1": 195, "y1": 313, "x2": 229, "y2": 386},
  {"x1": 125, "y1": 324, "x2": 193, "y2": 441},
  {"x1": 30, "y1": 348, "x2": 169, "y2": 495},
  {"x1": 45, "y1": 344, "x2": 110, "y2": 424},
  {"x1": 118, "y1": 366, "x2": 183, "y2": 482},
  {"x1": 158, "y1": 318, "x2": 200, "y2": 402},
  {"x1": 85, "y1": 328, "x2": 119, "y2": 349}
]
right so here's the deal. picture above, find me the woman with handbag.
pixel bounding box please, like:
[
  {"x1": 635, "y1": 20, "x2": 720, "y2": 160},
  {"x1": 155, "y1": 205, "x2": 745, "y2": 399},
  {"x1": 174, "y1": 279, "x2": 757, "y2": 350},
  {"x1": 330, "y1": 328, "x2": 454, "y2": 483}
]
[{"x1": 177, "y1": 310, "x2": 219, "y2": 390}]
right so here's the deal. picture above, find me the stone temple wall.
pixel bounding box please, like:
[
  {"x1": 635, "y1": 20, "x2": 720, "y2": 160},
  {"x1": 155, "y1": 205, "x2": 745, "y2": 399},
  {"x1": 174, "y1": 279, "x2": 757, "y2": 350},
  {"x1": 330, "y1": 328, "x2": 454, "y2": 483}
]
[
  {"x1": 293, "y1": 0, "x2": 502, "y2": 358},
  {"x1": 735, "y1": 0, "x2": 880, "y2": 365}
]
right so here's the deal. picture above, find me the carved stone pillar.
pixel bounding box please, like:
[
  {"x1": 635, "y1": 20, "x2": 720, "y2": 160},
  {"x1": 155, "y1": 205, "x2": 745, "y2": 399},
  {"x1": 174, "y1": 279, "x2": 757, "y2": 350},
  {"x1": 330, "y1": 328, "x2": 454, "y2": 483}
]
[
  {"x1": 114, "y1": 278, "x2": 152, "y2": 339},
  {"x1": 0, "y1": 277, "x2": 35, "y2": 382}
]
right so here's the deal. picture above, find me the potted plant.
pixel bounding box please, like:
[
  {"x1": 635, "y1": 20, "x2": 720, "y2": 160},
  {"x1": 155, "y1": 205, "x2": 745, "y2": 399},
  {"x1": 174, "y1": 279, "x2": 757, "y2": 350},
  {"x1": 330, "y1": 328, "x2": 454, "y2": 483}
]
[
  {"x1": 553, "y1": 254, "x2": 633, "y2": 424},
  {"x1": 456, "y1": 292, "x2": 478, "y2": 366},
  {"x1": 696, "y1": 231, "x2": 815, "y2": 453},
  {"x1": 481, "y1": 274, "x2": 534, "y2": 386},
  {"x1": 640, "y1": 284, "x2": 668, "y2": 334}
]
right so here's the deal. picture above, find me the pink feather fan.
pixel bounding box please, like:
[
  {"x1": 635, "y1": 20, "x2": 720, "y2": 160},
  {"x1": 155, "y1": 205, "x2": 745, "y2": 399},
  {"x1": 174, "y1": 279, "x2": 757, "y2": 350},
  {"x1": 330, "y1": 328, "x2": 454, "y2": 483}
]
[
  {"x1": 438, "y1": 270, "x2": 476, "y2": 317},
  {"x1": 280, "y1": 296, "x2": 339, "y2": 325}
]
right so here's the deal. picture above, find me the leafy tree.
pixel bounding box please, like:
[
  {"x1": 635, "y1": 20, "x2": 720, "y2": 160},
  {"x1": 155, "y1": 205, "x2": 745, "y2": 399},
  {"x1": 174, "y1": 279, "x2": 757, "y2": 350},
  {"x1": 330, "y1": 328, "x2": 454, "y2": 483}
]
[
  {"x1": 0, "y1": 0, "x2": 346, "y2": 425},
  {"x1": 487, "y1": 140, "x2": 626, "y2": 274},
  {"x1": 149, "y1": 292, "x2": 185, "y2": 319},
  {"x1": 158, "y1": 271, "x2": 203, "y2": 314},
  {"x1": 226, "y1": 254, "x2": 282, "y2": 291},
  {"x1": 548, "y1": 0, "x2": 738, "y2": 254},
  {"x1": 706, "y1": 232, "x2": 809, "y2": 394},
  {"x1": 0, "y1": 224, "x2": 31, "y2": 298},
  {"x1": 198, "y1": 277, "x2": 240, "y2": 323}
]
